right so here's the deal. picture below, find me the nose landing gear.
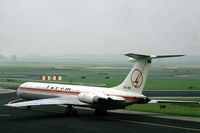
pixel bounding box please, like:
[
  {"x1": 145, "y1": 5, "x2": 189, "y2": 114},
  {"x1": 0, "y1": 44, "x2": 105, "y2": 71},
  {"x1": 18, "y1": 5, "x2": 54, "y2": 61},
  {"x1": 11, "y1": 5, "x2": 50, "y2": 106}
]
[{"x1": 65, "y1": 105, "x2": 77, "y2": 116}]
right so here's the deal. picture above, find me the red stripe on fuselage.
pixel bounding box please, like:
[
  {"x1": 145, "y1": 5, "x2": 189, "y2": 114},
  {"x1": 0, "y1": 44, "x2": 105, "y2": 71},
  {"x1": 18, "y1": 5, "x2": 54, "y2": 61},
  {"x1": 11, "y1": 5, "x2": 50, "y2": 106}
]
[
  {"x1": 19, "y1": 87, "x2": 80, "y2": 95},
  {"x1": 18, "y1": 87, "x2": 142, "y2": 100}
]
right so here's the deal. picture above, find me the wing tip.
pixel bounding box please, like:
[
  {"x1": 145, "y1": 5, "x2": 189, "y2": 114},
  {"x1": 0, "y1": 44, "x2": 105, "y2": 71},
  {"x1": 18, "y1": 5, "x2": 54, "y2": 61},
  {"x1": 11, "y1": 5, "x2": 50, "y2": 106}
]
[{"x1": 4, "y1": 104, "x2": 10, "y2": 107}]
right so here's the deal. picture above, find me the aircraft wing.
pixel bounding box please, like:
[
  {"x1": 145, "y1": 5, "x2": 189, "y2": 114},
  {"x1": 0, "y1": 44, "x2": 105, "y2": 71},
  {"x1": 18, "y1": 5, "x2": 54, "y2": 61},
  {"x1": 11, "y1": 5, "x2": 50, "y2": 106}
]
[
  {"x1": 149, "y1": 100, "x2": 200, "y2": 104},
  {"x1": 5, "y1": 97, "x2": 90, "y2": 107}
]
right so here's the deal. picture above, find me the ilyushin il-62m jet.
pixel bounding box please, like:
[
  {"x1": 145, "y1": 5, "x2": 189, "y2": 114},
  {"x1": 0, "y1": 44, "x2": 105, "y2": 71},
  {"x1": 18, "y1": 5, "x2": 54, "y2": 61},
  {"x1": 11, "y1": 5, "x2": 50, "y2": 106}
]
[{"x1": 6, "y1": 53, "x2": 200, "y2": 115}]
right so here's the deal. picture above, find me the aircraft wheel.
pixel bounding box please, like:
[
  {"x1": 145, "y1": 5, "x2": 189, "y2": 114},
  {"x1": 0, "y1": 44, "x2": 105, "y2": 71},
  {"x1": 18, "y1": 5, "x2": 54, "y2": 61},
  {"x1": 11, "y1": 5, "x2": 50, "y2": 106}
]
[
  {"x1": 65, "y1": 106, "x2": 78, "y2": 116},
  {"x1": 65, "y1": 110, "x2": 77, "y2": 116},
  {"x1": 26, "y1": 106, "x2": 32, "y2": 110},
  {"x1": 72, "y1": 109, "x2": 78, "y2": 116}
]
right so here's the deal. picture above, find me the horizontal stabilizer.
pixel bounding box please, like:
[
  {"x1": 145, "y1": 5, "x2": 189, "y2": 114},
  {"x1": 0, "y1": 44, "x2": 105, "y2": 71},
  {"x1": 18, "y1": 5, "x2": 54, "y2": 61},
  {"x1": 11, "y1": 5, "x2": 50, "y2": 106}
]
[
  {"x1": 125, "y1": 53, "x2": 184, "y2": 60},
  {"x1": 149, "y1": 100, "x2": 200, "y2": 104}
]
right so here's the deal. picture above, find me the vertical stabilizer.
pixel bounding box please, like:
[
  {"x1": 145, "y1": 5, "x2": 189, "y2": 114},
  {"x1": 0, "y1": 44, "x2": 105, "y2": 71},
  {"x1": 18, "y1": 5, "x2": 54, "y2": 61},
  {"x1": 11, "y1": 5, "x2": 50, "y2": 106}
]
[{"x1": 113, "y1": 53, "x2": 184, "y2": 94}]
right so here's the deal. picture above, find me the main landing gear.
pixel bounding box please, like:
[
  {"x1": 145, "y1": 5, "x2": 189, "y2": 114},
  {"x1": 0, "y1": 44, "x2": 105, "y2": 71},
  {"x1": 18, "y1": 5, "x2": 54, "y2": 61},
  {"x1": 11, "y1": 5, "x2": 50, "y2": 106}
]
[
  {"x1": 94, "y1": 109, "x2": 107, "y2": 116},
  {"x1": 65, "y1": 105, "x2": 77, "y2": 116},
  {"x1": 26, "y1": 106, "x2": 32, "y2": 110}
]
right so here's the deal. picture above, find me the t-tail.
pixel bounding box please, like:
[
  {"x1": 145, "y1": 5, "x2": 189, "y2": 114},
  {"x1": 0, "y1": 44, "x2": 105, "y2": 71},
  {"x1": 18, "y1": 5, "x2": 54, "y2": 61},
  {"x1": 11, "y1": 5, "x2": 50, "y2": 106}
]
[{"x1": 113, "y1": 53, "x2": 184, "y2": 94}]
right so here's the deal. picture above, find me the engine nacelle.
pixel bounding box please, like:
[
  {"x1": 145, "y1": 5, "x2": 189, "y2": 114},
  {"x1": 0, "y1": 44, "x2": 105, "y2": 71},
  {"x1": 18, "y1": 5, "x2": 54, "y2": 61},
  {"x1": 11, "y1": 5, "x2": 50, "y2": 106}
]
[{"x1": 78, "y1": 93, "x2": 106, "y2": 104}]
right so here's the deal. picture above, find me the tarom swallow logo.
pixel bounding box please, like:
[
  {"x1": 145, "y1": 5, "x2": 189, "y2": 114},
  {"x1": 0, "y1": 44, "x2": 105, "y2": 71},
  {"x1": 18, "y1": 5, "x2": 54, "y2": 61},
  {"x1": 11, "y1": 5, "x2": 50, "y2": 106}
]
[{"x1": 131, "y1": 69, "x2": 143, "y2": 88}]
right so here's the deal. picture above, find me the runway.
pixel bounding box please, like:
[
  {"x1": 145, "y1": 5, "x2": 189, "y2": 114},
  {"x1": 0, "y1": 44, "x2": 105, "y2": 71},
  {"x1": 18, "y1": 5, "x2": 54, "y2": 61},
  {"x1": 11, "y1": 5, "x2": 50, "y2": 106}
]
[{"x1": 0, "y1": 92, "x2": 200, "y2": 133}]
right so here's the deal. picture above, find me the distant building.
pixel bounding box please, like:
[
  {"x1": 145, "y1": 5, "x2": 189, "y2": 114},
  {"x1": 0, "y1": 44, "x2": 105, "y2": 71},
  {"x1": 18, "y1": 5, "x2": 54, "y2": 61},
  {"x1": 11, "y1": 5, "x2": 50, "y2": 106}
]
[{"x1": 40, "y1": 76, "x2": 62, "y2": 81}]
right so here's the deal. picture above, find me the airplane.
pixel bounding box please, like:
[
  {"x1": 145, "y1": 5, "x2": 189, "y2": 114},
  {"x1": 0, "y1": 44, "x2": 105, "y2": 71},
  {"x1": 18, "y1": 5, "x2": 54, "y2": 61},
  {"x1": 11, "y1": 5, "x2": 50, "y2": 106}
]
[{"x1": 5, "y1": 53, "x2": 200, "y2": 115}]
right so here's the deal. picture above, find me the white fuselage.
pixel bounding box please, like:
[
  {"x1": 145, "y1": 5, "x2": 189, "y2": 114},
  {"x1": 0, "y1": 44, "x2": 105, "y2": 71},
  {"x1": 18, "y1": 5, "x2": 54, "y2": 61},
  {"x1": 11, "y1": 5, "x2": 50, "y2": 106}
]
[{"x1": 17, "y1": 82, "x2": 146, "y2": 108}]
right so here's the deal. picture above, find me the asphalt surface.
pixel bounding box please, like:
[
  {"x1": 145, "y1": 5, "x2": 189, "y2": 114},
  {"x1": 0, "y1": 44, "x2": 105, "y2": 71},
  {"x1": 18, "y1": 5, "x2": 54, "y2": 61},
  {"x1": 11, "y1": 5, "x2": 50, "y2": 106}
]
[{"x1": 0, "y1": 93, "x2": 200, "y2": 133}]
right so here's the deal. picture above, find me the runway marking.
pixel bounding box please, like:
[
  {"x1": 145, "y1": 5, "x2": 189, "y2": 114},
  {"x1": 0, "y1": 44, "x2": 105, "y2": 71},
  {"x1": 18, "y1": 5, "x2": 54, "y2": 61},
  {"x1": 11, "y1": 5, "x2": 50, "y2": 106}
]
[
  {"x1": 0, "y1": 114, "x2": 10, "y2": 117},
  {"x1": 7, "y1": 98, "x2": 23, "y2": 105},
  {"x1": 104, "y1": 118, "x2": 200, "y2": 132}
]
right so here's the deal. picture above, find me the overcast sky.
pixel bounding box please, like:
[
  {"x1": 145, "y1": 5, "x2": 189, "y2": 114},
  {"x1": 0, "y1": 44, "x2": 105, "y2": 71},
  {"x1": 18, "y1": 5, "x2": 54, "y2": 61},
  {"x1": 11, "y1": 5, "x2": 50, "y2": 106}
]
[{"x1": 0, "y1": 0, "x2": 200, "y2": 56}]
